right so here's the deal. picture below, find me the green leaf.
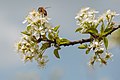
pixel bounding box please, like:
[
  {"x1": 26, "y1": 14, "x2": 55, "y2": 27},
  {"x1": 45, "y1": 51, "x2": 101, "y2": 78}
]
[
  {"x1": 27, "y1": 26, "x2": 31, "y2": 31},
  {"x1": 60, "y1": 38, "x2": 70, "y2": 44},
  {"x1": 86, "y1": 28, "x2": 98, "y2": 34},
  {"x1": 54, "y1": 49, "x2": 60, "y2": 59},
  {"x1": 53, "y1": 25, "x2": 60, "y2": 32},
  {"x1": 86, "y1": 48, "x2": 91, "y2": 54},
  {"x1": 75, "y1": 28, "x2": 82, "y2": 32},
  {"x1": 78, "y1": 44, "x2": 87, "y2": 49},
  {"x1": 103, "y1": 37, "x2": 108, "y2": 49},
  {"x1": 21, "y1": 31, "x2": 30, "y2": 36}
]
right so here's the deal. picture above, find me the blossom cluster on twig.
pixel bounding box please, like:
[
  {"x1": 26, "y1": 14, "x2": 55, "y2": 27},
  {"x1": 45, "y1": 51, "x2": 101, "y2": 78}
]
[{"x1": 16, "y1": 7, "x2": 120, "y2": 68}]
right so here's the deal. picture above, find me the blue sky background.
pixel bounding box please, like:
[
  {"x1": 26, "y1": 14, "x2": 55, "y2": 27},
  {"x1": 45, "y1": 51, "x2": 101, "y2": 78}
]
[{"x1": 0, "y1": 0, "x2": 120, "y2": 80}]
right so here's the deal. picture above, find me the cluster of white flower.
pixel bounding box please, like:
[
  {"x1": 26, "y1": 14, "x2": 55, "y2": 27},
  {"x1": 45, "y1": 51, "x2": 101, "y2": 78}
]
[
  {"x1": 75, "y1": 7, "x2": 99, "y2": 33},
  {"x1": 23, "y1": 10, "x2": 52, "y2": 38},
  {"x1": 89, "y1": 52, "x2": 113, "y2": 66},
  {"x1": 16, "y1": 7, "x2": 119, "y2": 67},
  {"x1": 16, "y1": 9, "x2": 52, "y2": 67},
  {"x1": 105, "y1": 10, "x2": 119, "y2": 21},
  {"x1": 75, "y1": 7, "x2": 119, "y2": 65},
  {"x1": 17, "y1": 35, "x2": 49, "y2": 67},
  {"x1": 17, "y1": 35, "x2": 38, "y2": 53},
  {"x1": 23, "y1": 10, "x2": 50, "y2": 26},
  {"x1": 88, "y1": 40, "x2": 113, "y2": 65},
  {"x1": 75, "y1": 7, "x2": 119, "y2": 33}
]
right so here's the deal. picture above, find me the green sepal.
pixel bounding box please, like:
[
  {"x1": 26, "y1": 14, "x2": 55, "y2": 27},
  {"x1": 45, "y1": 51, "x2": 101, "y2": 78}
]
[{"x1": 75, "y1": 27, "x2": 82, "y2": 32}]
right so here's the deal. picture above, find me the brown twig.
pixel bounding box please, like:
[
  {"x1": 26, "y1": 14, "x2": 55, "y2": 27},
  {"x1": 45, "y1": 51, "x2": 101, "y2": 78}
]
[
  {"x1": 59, "y1": 38, "x2": 93, "y2": 46},
  {"x1": 103, "y1": 25, "x2": 120, "y2": 37}
]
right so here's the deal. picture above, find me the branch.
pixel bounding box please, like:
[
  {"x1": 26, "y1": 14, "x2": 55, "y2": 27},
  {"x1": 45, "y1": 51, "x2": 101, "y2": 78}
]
[
  {"x1": 103, "y1": 25, "x2": 120, "y2": 37},
  {"x1": 59, "y1": 38, "x2": 93, "y2": 46},
  {"x1": 39, "y1": 25, "x2": 120, "y2": 47}
]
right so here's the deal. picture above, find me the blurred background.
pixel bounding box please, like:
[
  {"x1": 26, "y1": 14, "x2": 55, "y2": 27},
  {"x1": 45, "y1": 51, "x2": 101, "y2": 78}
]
[{"x1": 0, "y1": 0, "x2": 120, "y2": 80}]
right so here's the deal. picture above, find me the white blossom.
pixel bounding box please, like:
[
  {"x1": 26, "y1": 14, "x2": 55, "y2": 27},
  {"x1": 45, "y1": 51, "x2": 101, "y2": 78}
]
[
  {"x1": 37, "y1": 56, "x2": 49, "y2": 68},
  {"x1": 24, "y1": 10, "x2": 50, "y2": 26},
  {"x1": 75, "y1": 7, "x2": 119, "y2": 34},
  {"x1": 22, "y1": 20, "x2": 27, "y2": 24},
  {"x1": 75, "y1": 7, "x2": 99, "y2": 33},
  {"x1": 105, "y1": 10, "x2": 119, "y2": 21},
  {"x1": 106, "y1": 10, "x2": 119, "y2": 16},
  {"x1": 33, "y1": 31, "x2": 40, "y2": 40}
]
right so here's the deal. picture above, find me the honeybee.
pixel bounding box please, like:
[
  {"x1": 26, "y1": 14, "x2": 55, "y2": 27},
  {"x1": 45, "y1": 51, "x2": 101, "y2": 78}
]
[{"x1": 38, "y1": 7, "x2": 50, "y2": 16}]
